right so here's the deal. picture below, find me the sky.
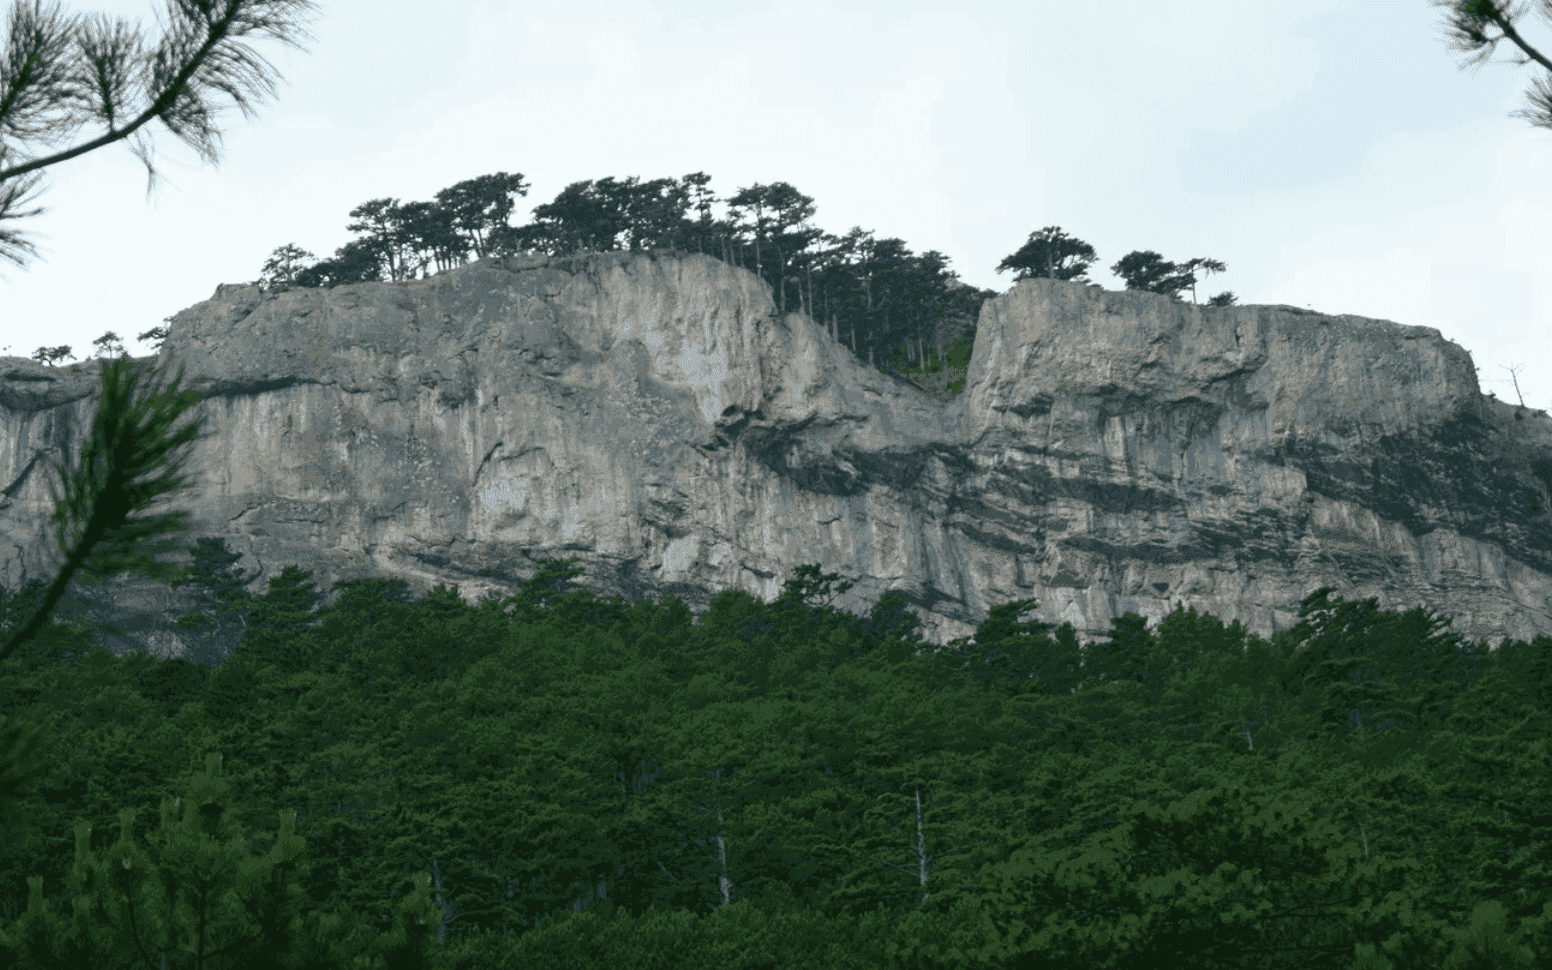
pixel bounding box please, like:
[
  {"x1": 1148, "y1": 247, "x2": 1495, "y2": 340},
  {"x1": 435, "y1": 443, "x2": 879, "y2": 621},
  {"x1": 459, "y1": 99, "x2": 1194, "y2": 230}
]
[{"x1": 1, "y1": 0, "x2": 1549, "y2": 408}]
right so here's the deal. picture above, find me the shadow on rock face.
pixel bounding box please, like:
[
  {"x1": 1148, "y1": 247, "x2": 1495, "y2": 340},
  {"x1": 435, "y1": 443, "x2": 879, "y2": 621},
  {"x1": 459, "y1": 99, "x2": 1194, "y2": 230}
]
[{"x1": 2, "y1": 256, "x2": 1550, "y2": 665}]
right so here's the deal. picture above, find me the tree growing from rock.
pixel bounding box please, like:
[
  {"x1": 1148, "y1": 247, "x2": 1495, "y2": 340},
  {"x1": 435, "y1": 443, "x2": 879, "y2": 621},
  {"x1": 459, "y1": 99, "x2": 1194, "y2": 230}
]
[
  {"x1": 995, "y1": 225, "x2": 1101, "y2": 283},
  {"x1": 997, "y1": 226, "x2": 1238, "y2": 306}
]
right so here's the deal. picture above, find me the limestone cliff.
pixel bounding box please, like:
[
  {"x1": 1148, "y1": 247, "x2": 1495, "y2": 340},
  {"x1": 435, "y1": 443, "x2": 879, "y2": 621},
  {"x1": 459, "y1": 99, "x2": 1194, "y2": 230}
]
[{"x1": 2, "y1": 249, "x2": 1549, "y2": 664}]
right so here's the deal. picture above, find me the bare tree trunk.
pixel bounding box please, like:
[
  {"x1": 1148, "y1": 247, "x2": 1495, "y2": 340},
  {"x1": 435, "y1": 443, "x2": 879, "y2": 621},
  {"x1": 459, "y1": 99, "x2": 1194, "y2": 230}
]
[
  {"x1": 713, "y1": 805, "x2": 732, "y2": 909},
  {"x1": 429, "y1": 854, "x2": 449, "y2": 944},
  {"x1": 912, "y1": 786, "x2": 930, "y2": 905}
]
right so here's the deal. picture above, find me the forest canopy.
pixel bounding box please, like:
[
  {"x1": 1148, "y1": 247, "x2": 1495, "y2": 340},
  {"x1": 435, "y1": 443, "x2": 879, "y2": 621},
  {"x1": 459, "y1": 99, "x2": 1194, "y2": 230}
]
[{"x1": 0, "y1": 543, "x2": 1547, "y2": 969}]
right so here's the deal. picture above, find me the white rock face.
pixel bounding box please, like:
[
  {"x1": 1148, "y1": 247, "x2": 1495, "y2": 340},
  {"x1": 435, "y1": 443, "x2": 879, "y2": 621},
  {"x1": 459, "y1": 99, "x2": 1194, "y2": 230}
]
[{"x1": 1, "y1": 249, "x2": 1549, "y2": 664}]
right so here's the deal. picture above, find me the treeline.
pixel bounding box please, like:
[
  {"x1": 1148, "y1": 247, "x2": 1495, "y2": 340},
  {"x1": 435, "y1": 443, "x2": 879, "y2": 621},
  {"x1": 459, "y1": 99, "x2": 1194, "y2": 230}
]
[
  {"x1": 25, "y1": 172, "x2": 1241, "y2": 386},
  {"x1": 0, "y1": 536, "x2": 1546, "y2": 969},
  {"x1": 238, "y1": 171, "x2": 1238, "y2": 386},
  {"x1": 245, "y1": 171, "x2": 997, "y2": 383}
]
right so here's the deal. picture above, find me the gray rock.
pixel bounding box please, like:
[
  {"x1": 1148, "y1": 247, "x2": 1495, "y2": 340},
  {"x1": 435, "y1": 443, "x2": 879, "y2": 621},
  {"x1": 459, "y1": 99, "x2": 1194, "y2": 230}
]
[{"x1": 2, "y1": 249, "x2": 1549, "y2": 667}]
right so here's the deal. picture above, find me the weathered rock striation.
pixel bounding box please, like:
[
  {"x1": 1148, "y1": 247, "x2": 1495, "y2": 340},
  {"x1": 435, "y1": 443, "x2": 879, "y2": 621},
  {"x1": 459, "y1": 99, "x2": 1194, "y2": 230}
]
[{"x1": 2, "y1": 249, "x2": 1550, "y2": 665}]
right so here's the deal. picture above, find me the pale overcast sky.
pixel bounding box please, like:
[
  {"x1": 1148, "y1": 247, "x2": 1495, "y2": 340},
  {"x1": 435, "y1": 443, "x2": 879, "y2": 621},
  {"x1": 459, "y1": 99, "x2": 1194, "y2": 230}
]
[{"x1": 2, "y1": 0, "x2": 1549, "y2": 408}]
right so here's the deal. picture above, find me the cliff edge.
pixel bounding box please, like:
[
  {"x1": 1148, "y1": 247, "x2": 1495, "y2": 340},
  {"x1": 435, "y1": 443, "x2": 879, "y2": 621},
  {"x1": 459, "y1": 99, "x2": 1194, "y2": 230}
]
[{"x1": 2, "y1": 249, "x2": 1548, "y2": 663}]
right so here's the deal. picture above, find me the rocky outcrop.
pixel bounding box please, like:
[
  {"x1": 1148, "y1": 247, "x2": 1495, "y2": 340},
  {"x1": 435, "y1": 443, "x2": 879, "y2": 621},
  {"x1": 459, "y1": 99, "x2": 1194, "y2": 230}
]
[{"x1": 2, "y1": 249, "x2": 1549, "y2": 665}]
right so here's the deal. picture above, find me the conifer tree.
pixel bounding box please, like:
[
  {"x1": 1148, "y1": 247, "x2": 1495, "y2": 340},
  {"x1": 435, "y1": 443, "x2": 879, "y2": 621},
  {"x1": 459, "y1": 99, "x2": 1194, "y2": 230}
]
[{"x1": 0, "y1": 752, "x2": 444, "y2": 968}]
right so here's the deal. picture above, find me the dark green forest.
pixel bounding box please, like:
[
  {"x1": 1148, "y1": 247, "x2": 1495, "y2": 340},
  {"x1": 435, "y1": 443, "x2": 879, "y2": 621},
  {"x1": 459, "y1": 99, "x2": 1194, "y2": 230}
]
[{"x1": 0, "y1": 535, "x2": 1548, "y2": 969}]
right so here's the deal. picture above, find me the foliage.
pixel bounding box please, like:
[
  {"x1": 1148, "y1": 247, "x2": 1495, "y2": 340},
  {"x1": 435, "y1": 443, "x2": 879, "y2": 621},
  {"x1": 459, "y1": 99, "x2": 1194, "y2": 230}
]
[
  {"x1": 883, "y1": 318, "x2": 976, "y2": 400},
  {"x1": 31, "y1": 153, "x2": 1260, "y2": 398},
  {"x1": 996, "y1": 225, "x2": 1236, "y2": 306},
  {"x1": 996, "y1": 225, "x2": 1102, "y2": 282},
  {"x1": 0, "y1": 357, "x2": 214, "y2": 664},
  {"x1": 1430, "y1": 0, "x2": 1552, "y2": 136},
  {"x1": 0, "y1": 749, "x2": 445, "y2": 969},
  {"x1": 239, "y1": 171, "x2": 1152, "y2": 398},
  {"x1": 234, "y1": 167, "x2": 1257, "y2": 408},
  {"x1": 1, "y1": 545, "x2": 1549, "y2": 968}
]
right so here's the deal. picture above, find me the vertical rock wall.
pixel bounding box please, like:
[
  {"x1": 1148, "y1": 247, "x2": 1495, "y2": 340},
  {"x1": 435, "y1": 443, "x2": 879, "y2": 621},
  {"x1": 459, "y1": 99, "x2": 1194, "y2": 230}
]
[{"x1": 1, "y1": 249, "x2": 1548, "y2": 666}]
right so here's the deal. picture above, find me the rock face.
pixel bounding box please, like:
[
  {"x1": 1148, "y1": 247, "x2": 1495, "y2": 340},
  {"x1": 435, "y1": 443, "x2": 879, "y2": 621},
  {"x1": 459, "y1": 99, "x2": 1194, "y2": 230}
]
[{"x1": 2, "y1": 249, "x2": 1550, "y2": 666}]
